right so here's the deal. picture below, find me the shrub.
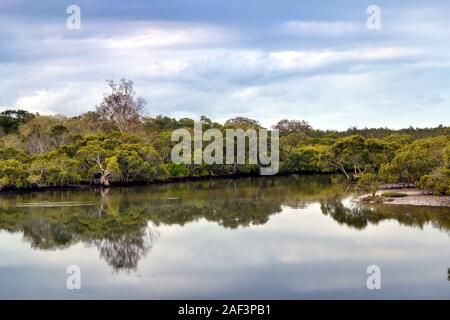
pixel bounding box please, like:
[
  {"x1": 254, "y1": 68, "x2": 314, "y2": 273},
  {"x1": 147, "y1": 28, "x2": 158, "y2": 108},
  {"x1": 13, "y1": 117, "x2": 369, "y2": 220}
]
[
  {"x1": 357, "y1": 172, "x2": 379, "y2": 196},
  {"x1": 0, "y1": 159, "x2": 30, "y2": 189},
  {"x1": 418, "y1": 169, "x2": 450, "y2": 196},
  {"x1": 27, "y1": 154, "x2": 81, "y2": 187}
]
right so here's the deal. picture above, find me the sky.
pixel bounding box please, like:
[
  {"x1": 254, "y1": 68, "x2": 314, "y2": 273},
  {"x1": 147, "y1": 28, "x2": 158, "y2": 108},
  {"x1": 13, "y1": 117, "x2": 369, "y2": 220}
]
[{"x1": 0, "y1": 0, "x2": 449, "y2": 130}]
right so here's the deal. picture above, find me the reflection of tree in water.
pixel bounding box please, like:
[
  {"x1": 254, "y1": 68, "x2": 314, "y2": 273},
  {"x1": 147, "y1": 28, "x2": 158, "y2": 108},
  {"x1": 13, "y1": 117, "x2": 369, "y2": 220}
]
[
  {"x1": 320, "y1": 196, "x2": 450, "y2": 231},
  {"x1": 320, "y1": 196, "x2": 376, "y2": 230},
  {"x1": 93, "y1": 226, "x2": 159, "y2": 272},
  {"x1": 2, "y1": 175, "x2": 450, "y2": 272},
  {"x1": 22, "y1": 220, "x2": 73, "y2": 250},
  {"x1": 146, "y1": 198, "x2": 283, "y2": 229}
]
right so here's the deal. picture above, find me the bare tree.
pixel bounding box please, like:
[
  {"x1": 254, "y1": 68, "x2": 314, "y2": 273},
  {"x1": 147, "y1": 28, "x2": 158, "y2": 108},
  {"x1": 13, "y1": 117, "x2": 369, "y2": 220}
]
[
  {"x1": 94, "y1": 153, "x2": 111, "y2": 186},
  {"x1": 96, "y1": 79, "x2": 146, "y2": 132}
]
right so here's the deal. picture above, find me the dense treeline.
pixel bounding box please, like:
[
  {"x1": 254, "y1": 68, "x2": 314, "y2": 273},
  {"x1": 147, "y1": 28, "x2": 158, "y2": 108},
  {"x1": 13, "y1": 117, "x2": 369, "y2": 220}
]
[{"x1": 0, "y1": 79, "x2": 449, "y2": 194}]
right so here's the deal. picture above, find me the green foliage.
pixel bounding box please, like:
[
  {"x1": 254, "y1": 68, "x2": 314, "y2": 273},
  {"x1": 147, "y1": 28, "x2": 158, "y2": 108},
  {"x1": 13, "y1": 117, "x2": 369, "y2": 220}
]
[
  {"x1": 114, "y1": 145, "x2": 154, "y2": 182},
  {"x1": 0, "y1": 110, "x2": 36, "y2": 135},
  {"x1": 418, "y1": 169, "x2": 450, "y2": 196},
  {"x1": 365, "y1": 139, "x2": 396, "y2": 171},
  {"x1": 383, "y1": 134, "x2": 413, "y2": 147},
  {"x1": 0, "y1": 159, "x2": 29, "y2": 189},
  {"x1": 224, "y1": 117, "x2": 261, "y2": 129},
  {"x1": 273, "y1": 119, "x2": 312, "y2": 136},
  {"x1": 280, "y1": 132, "x2": 308, "y2": 148},
  {"x1": 167, "y1": 163, "x2": 189, "y2": 178},
  {"x1": 444, "y1": 145, "x2": 450, "y2": 166},
  {"x1": 19, "y1": 116, "x2": 72, "y2": 154},
  {"x1": 0, "y1": 109, "x2": 449, "y2": 191},
  {"x1": 380, "y1": 136, "x2": 449, "y2": 184},
  {"x1": 281, "y1": 145, "x2": 327, "y2": 173},
  {"x1": 357, "y1": 172, "x2": 379, "y2": 196},
  {"x1": 27, "y1": 153, "x2": 81, "y2": 187},
  {"x1": 0, "y1": 147, "x2": 29, "y2": 162},
  {"x1": 332, "y1": 135, "x2": 368, "y2": 172}
]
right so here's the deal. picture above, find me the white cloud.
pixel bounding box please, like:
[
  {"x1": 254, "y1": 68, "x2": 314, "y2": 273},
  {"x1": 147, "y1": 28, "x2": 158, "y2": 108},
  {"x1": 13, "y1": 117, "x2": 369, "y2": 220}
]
[
  {"x1": 15, "y1": 84, "x2": 102, "y2": 116},
  {"x1": 1, "y1": 5, "x2": 450, "y2": 130},
  {"x1": 282, "y1": 21, "x2": 362, "y2": 36},
  {"x1": 3, "y1": 44, "x2": 437, "y2": 129},
  {"x1": 102, "y1": 22, "x2": 232, "y2": 49},
  {"x1": 268, "y1": 47, "x2": 416, "y2": 71}
]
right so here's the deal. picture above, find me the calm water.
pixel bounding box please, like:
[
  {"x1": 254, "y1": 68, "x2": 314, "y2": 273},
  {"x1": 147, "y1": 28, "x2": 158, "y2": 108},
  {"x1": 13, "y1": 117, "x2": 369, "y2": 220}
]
[{"x1": 0, "y1": 175, "x2": 450, "y2": 299}]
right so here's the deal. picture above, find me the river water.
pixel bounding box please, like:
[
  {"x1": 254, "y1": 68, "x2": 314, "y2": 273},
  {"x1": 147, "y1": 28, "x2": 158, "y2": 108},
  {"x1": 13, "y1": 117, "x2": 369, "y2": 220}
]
[{"x1": 0, "y1": 175, "x2": 449, "y2": 299}]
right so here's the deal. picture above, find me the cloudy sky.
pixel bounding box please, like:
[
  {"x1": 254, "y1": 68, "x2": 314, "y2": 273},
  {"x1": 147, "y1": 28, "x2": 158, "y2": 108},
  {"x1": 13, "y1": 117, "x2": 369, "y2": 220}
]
[{"x1": 0, "y1": 0, "x2": 449, "y2": 129}]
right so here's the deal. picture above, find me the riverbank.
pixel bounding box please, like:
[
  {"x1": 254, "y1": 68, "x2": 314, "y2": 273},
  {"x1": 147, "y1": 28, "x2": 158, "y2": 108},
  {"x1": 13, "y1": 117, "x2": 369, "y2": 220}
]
[
  {"x1": 0, "y1": 172, "x2": 335, "y2": 194},
  {"x1": 358, "y1": 188, "x2": 450, "y2": 207}
]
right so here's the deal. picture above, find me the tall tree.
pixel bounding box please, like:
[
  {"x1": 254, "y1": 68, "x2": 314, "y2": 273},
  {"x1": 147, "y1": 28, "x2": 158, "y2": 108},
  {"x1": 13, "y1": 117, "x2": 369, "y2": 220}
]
[
  {"x1": 0, "y1": 109, "x2": 36, "y2": 135},
  {"x1": 273, "y1": 119, "x2": 312, "y2": 136},
  {"x1": 96, "y1": 79, "x2": 146, "y2": 132},
  {"x1": 224, "y1": 117, "x2": 261, "y2": 128}
]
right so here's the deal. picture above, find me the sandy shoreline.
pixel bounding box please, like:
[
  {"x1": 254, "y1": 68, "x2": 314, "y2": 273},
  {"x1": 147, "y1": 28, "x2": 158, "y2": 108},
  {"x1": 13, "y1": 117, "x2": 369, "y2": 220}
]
[{"x1": 358, "y1": 188, "x2": 450, "y2": 207}]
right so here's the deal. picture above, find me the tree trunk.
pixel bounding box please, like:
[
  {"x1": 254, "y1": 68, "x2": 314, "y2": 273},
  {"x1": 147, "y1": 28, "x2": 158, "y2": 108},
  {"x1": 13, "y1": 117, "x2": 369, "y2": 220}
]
[
  {"x1": 339, "y1": 164, "x2": 350, "y2": 180},
  {"x1": 94, "y1": 155, "x2": 111, "y2": 187},
  {"x1": 99, "y1": 172, "x2": 110, "y2": 186}
]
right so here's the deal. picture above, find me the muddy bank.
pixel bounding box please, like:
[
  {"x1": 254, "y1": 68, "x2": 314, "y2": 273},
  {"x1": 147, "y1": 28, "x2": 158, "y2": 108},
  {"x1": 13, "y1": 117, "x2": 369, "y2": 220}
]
[{"x1": 358, "y1": 188, "x2": 450, "y2": 207}]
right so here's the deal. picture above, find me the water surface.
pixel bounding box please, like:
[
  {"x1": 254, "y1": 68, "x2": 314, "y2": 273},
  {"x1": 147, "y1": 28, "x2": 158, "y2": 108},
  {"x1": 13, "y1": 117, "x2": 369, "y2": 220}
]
[{"x1": 1, "y1": 175, "x2": 450, "y2": 299}]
